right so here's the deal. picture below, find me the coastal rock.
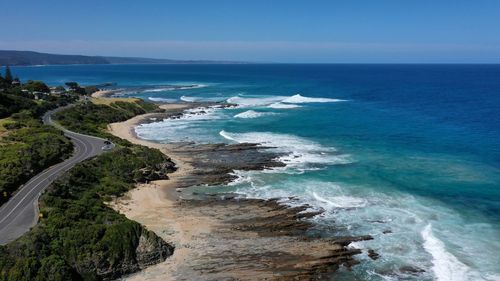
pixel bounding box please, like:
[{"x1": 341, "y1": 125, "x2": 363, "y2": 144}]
[
  {"x1": 368, "y1": 249, "x2": 380, "y2": 260},
  {"x1": 136, "y1": 159, "x2": 176, "y2": 181},
  {"x1": 109, "y1": 102, "x2": 374, "y2": 280},
  {"x1": 170, "y1": 197, "x2": 371, "y2": 280},
  {"x1": 399, "y1": 265, "x2": 425, "y2": 275},
  {"x1": 97, "y1": 229, "x2": 174, "y2": 281},
  {"x1": 171, "y1": 142, "x2": 285, "y2": 188},
  {"x1": 136, "y1": 230, "x2": 175, "y2": 267}
]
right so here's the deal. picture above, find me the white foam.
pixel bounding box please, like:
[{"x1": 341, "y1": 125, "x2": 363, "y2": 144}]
[
  {"x1": 148, "y1": 97, "x2": 178, "y2": 103},
  {"x1": 234, "y1": 110, "x2": 276, "y2": 119},
  {"x1": 226, "y1": 96, "x2": 287, "y2": 107},
  {"x1": 142, "y1": 88, "x2": 173, "y2": 93},
  {"x1": 180, "y1": 96, "x2": 197, "y2": 102},
  {"x1": 268, "y1": 102, "x2": 301, "y2": 109},
  {"x1": 226, "y1": 94, "x2": 346, "y2": 109},
  {"x1": 281, "y1": 94, "x2": 347, "y2": 104},
  {"x1": 142, "y1": 84, "x2": 207, "y2": 93},
  {"x1": 227, "y1": 170, "x2": 255, "y2": 186},
  {"x1": 219, "y1": 130, "x2": 352, "y2": 170},
  {"x1": 312, "y1": 192, "x2": 367, "y2": 209},
  {"x1": 422, "y1": 224, "x2": 474, "y2": 281},
  {"x1": 179, "y1": 106, "x2": 222, "y2": 121},
  {"x1": 178, "y1": 84, "x2": 207, "y2": 90}
]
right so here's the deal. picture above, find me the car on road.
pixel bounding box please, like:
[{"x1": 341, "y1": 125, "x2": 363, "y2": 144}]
[{"x1": 101, "y1": 140, "x2": 114, "y2": 151}]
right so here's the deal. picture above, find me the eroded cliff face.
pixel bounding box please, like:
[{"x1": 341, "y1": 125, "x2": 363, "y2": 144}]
[
  {"x1": 97, "y1": 228, "x2": 174, "y2": 281},
  {"x1": 135, "y1": 230, "x2": 174, "y2": 268}
]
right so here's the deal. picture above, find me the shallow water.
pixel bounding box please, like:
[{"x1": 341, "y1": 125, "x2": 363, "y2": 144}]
[{"x1": 14, "y1": 64, "x2": 500, "y2": 280}]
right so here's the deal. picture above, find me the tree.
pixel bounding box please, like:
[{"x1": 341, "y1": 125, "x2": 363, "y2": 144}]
[
  {"x1": 4, "y1": 66, "x2": 13, "y2": 83},
  {"x1": 24, "y1": 80, "x2": 50, "y2": 93},
  {"x1": 65, "y1": 82, "x2": 79, "y2": 89}
]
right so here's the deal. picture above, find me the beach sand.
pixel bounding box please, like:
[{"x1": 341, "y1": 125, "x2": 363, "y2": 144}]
[{"x1": 108, "y1": 102, "x2": 371, "y2": 280}]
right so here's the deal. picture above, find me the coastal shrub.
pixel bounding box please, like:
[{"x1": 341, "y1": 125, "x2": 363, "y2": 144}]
[
  {"x1": 0, "y1": 89, "x2": 76, "y2": 119},
  {"x1": 23, "y1": 80, "x2": 50, "y2": 93},
  {"x1": 0, "y1": 146, "x2": 175, "y2": 281},
  {"x1": 54, "y1": 100, "x2": 159, "y2": 146},
  {"x1": 0, "y1": 119, "x2": 73, "y2": 206},
  {"x1": 0, "y1": 92, "x2": 37, "y2": 118},
  {"x1": 0, "y1": 77, "x2": 77, "y2": 204}
]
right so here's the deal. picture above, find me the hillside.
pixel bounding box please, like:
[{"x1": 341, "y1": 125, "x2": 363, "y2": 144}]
[
  {"x1": 0, "y1": 50, "x2": 108, "y2": 66},
  {"x1": 0, "y1": 50, "x2": 240, "y2": 66}
]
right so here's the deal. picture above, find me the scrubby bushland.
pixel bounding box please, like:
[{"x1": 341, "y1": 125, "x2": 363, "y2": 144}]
[
  {"x1": 0, "y1": 112, "x2": 73, "y2": 205},
  {"x1": 54, "y1": 100, "x2": 159, "y2": 145},
  {"x1": 0, "y1": 146, "x2": 176, "y2": 281},
  {"x1": 23, "y1": 80, "x2": 50, "y2": 93},
  {"x1": 0, "y1": 90, "x2": 77, "y2": 119}
]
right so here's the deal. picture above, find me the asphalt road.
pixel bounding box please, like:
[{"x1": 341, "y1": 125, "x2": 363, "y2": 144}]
[{"x1": 0, "y1": 106, "x2": 112, "y2": 245}]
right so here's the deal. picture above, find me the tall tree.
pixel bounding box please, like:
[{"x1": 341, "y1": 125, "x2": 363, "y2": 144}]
[{"x1": 4, "y1": 66, "x2": 13, "y2": 83}]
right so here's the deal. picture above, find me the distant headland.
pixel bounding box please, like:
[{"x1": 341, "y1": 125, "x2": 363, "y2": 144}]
[{"x1": 0, "y1": 50, "x2": 247, "y2": 66}]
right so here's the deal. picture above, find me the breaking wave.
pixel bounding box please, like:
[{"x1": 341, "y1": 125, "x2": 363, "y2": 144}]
[
  {"x1": 219, "y1": 130, "x2": 352, "y2": 170},
  {"x1": 234, "y1": 110, "x2": 277, "y2": 119},
  {"x1": 226, "y1": 94, "x2": 346, "y2": 108},
  {"x1": 148, "y1": 97, "x2": 178, "y2": 102}
]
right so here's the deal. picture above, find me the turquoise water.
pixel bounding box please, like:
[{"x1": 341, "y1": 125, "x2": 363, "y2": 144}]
[{"x1": 14, "y1": 64, "x2": 500, "y2": 280}]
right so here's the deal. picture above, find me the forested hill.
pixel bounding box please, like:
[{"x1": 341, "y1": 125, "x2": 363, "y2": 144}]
[
  {"x1": 0, "y1": 50, "x2": 241, "y2": 66},
  {"x1": 0, "y1": 50, "x2": 108, "y2": 66}
]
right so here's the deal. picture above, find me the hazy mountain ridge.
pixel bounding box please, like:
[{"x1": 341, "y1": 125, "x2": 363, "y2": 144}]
[{"x1": 0, "y1": 50, "x2": 241, "y2": 66}]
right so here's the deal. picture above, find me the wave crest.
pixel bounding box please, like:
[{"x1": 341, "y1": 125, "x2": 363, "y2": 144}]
[
  {"x1": 282, "y1": 94, "x2": 347, "y2": 104},
  {"x1": 148, "y1": 97, "x2": 178, "y2": 102},
  {"x1": 422, "y1": 224, "x2": 474, "y2": 281},
  {"x1": 234, "y1": 110, "x2": 276, "y2": 119},
  {"x1": 226, "y1": 94, "x2": 346, "y2": 109},
  {"x1": 219, "y1": 130, "x2": 352, "y2": 170}
]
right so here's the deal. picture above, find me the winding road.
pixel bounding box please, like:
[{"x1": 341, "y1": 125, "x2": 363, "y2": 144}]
[{"x1": 0, "y1": 106, "x2": 112, "y2": 245}]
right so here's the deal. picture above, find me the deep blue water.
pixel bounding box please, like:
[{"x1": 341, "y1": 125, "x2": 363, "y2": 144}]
[{"x1": 12, "y1": 64, "x2": 500, "y2": 280}]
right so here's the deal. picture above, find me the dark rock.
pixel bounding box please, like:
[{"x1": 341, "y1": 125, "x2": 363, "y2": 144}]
[
  {"x1": 368, "y1": 249, "x2": 380, "y2": 260},
  {"x1": 399, "y1": 265, "x2": 425, "y2": 275},
  {"x1": 136, "y1": 230, "x2": 174, "y2": 267},
  {"x1": 96, "y1": 229, "x2": 174, "y2": 280}
]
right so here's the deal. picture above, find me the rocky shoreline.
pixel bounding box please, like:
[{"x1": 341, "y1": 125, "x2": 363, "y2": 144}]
[{"x1": 108, "y1": 102, "x2": 374, "y2": 280}]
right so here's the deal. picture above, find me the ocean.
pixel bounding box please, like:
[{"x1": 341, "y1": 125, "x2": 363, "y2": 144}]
[{"x1": 13, "y1": 64, "x2": 500, "y2": 280}]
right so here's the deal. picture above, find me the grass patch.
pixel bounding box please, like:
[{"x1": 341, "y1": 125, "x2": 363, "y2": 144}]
[
  {"x1": 91, "y1": 97, "x2": 140, "y2": 106},
  {"x1": 0, "y1": 118, "x2": 14, "y2": 134}
]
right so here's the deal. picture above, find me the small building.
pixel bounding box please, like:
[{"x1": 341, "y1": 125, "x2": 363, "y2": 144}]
[
  {"x1": 50, "y1": 87, "x2": 65, "y2": 94},
  {"x1": 33, "y1": 91, "x2": 48, "y2": 100},
  {"x1": 11, "y1": 80, "x2": 20, "y2": 86}
]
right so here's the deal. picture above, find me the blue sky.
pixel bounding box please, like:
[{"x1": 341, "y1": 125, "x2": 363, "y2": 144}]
[{"x1": 1, "y1": 0, "x2": 500, "y2": 63}]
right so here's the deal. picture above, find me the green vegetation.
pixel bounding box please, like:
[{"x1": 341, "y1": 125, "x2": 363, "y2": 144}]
[
  {"x1": 23, "y1": 80, "x2": 50, "y2": 93},
  {"x1": 0, "y1": 145, "x2": 175, "y2": 281},
  {"x1": 54, "y1": 100, "x2": 159, "y2": 145},
  {"x1": 0, "y1": 71, "x2": 78, "y2": 205},
  {"x1": 65, "y1": 82, "x2": 97, "y2": 96},
  {"x1": 0, "y1": 111, "x2": 73, "y2": 205},
  {"x1": 0, "y1": 74, "x2": 173, "y2": 280},
  {"x1": 0, "y1": 82, "x2": 76, "y2": 119},
  {"x1": 4, "y1": 66, "x2": 12, "y2": 83}
]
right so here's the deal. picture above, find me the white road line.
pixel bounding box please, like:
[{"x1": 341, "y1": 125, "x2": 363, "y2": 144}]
[
  {"x1": 0, "y1": 136, "x2": 88, "y2": 226},
  {"x1": 0, "y1": 105, "x2": 114, "y2": 242}
]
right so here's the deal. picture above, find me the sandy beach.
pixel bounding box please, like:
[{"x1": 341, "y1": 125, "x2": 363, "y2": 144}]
[
  {"x1": 108, "y1": 103, "x2": 196, "y2": 200},
  {"x1": 108, "y1": 102, "x2": 372, "y2": 280}
]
